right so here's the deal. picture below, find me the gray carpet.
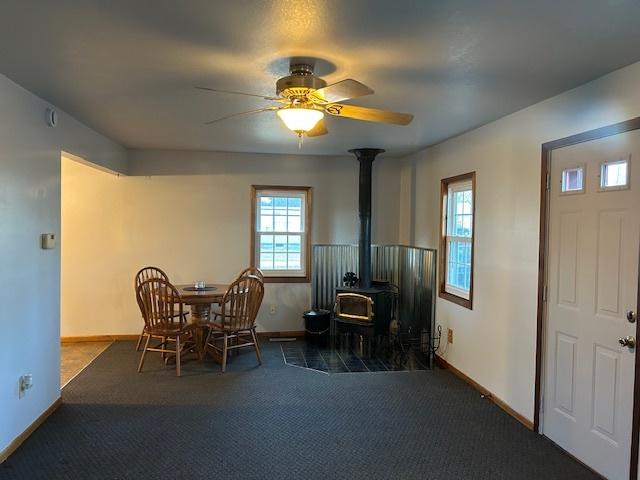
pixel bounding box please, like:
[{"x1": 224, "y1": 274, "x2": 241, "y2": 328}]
[{"x1": 1, "y1": 341, "x2": 599, "y2": 480}]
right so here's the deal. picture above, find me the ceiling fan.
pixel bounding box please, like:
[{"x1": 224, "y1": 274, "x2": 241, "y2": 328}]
[{"x1": 196, "y1": 61, "x2": 414, "y2": 143}]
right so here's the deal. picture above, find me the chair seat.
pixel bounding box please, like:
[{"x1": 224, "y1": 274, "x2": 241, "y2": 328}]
[
  {"x1": 207, "y1": 322, "x2": 255, "y2": 332},
  {"x1": 144, "y1": 323, "x2": 195, "y2": 336}
]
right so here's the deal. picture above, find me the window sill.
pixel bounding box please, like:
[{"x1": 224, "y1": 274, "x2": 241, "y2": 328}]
[
  {"x1": 263, "y1": 275, "x2": 310, "y2": 284},
  {"x1": 439, "y1": 290, "x2": 473, "y2": 310}
]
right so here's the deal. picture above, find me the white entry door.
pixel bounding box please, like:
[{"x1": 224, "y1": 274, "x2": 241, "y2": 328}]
[{"x1": 543, "y1": 129, "x2": 640, "y2": 480}]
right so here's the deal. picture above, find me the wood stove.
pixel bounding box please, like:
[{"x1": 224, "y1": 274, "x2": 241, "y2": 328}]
[{"x1": 332, "y1": 148, "x2": 395, "y2": 339}]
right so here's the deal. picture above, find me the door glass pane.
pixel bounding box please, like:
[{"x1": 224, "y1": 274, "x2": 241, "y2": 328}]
[
  {"x1": 561, "y1": 167, "x2": 584, "y2": 193},
  {"x1": 601, "y1": 160, "x2": 628, "y2": 189}
]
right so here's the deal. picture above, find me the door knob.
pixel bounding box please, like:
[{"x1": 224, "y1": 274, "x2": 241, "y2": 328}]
[
  {"x1": 627, "y1": 311, "x2": 637, "y2": 323},
  {"x1": 619, "y1": 336, "x2": 636, "y2": 348}
]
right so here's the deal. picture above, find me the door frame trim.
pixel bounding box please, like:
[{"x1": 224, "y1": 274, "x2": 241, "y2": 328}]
[{"x1": 534, "y1": 116, "x2": 640, "y2": 479}]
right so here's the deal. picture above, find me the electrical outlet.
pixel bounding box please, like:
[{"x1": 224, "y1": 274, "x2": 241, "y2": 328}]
[
  {"x1": 19, "y1": 374, "x2": 33, "y2": 399},
  {"x1": 447, "y1": 328, "x2": 453, "y2": 344},
  {"x1": 269, "y1": 304, "x2": 277, "y2": 315}
]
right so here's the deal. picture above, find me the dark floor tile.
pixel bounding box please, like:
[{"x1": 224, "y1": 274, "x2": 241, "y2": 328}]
[
  {"x1": 322, "y1": 360, "x2": 346, "y2": 368},
  {"x1": 382, "y1": 361, "x2": 408, "y2": 371},
  {"x1": 281, "y1": 340, "x2": 431, "y2": 375},
  {"x1": 362, "y1": 359, "x2": 388, "y2": 372},
  {"x1": 344, "y1": 363, "x2": 368, "y2": 373}
]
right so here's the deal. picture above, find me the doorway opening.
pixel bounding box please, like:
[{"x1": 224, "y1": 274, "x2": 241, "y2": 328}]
[{"x1": 59, "y1": 152, "x2": 119, "y2": 388}]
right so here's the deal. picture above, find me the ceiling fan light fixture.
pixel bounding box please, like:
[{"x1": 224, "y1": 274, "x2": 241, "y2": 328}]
[{"x1": 277, "y1": 107, "x2": 324, "y2": 135}]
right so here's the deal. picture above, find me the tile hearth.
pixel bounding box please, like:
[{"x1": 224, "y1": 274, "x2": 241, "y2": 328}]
[{"x1": 280, "y1": 339, "x2": 429, "y2": 374}]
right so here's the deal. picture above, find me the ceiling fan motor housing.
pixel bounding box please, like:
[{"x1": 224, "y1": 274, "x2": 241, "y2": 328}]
[{"x1": 276, "y1": 63, "x2": 327, "y2": 99}]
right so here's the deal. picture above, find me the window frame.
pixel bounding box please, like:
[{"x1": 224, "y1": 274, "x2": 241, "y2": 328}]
[
  {"x1": 439, "y1": 172, "x2": 476, "y2": 309},
  {"x1": 250, "y1": 185, "x2": 312, "y2": 283}
]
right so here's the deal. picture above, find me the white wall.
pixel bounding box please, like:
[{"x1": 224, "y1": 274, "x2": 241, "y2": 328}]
[
  {"x1": 0, "y1": 74, "x2": 126, "y2": 454},
  {"x1": 61, "y1": 149, "x2": 401, "y2": 336},
  {"x1": 399, "y1": 61, "x2": 640, "y2": 422}
]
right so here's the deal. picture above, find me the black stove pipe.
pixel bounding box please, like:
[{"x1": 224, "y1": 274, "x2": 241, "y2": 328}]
[{"x1": 348, "y1": 148, "x2": 385, "y2": 289}]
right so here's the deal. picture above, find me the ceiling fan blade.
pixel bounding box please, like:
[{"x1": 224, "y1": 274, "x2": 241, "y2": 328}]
[
  {"x1": 310, "y1": 79, "x2": 373, "y2": 103},
  {"x1": 306, "y1": 119, "x2": 328, "y2": 137},
  {"x1": 324, "y1": 103, "x2": 413, "y2": 125},
  {"x1": 204, "y1": 106, "x2": 281, "y2": 125},
  {"x1": 195, "y1": 86, "x2": 281, "y2": 101}
]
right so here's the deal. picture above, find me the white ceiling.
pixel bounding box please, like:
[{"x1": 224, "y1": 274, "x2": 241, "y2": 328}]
[{"x1": 2, "y1": 0, "x2": 640, "y2": 156}]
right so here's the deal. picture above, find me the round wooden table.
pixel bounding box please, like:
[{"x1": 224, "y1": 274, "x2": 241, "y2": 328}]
[
  {"x1": 176, "y1": 283, "x2": 228, "y2": 323},
  {"x1": 176, "y1": 283, "x2": 228, "y2": 360}
]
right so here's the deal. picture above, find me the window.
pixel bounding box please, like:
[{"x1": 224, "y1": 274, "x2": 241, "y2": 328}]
[
  {"x1": 251, "y1": 186, "x2": 311, "y2": 282},
  {"x1": 600, "y1": 158, "x2": 629, "y2": 190},
  {"x1": 439, "y1": 172, "x2": 475, "y2": 309},
  {"x1": 561, "y1": 166, "x2": 584, "y2": 193}
]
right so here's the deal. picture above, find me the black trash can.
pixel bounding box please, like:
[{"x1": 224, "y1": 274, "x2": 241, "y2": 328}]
[{"x1": 303, "y1": 309, "x2": 331, "y2": 346}]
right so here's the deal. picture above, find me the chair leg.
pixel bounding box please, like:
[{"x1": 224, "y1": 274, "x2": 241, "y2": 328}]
[
  {"x1": 135, "y1": 327, "x2": 146, "y2": 351},
  {"x1": 250, "y1": 328, "x2": 262, "y2": 365},
  {"x1": 138, "y1": 334, "x2": 151, "y2": 373},
  {"x1": 221, "y1": 333, "x2": 228, "y2": 373},
  {"x1": 176, "y1": 335, "x2": 181, "y2": 377}
]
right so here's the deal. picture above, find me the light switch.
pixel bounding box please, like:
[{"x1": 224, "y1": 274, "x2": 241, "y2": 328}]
[{"x1": 41, "y1": 233, "x2": 56, "y2": 249}]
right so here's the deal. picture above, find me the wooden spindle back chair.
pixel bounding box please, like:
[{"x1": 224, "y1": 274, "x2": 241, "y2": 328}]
[
  {"x1": 220, "y1": 275, "x2": 264, "y2": 330},
  {"x1": 136, "y1": 278, "x2": 194, "y2": 376},
  {"x1": 204, "y1": 275, "x2": 264, "y2": 372},
  {"x1": 237, "y1": 266, "x2": 265, "y2": 282},
  {"x1": 134, "y1": 266, "x2": 187, "y2": 351},
  {"x1": 212, "y1": 266, "x2": 264, "y2": 321},
  {"x1": 135, "y1": 266, "x2": 169, "y2": 288}
]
